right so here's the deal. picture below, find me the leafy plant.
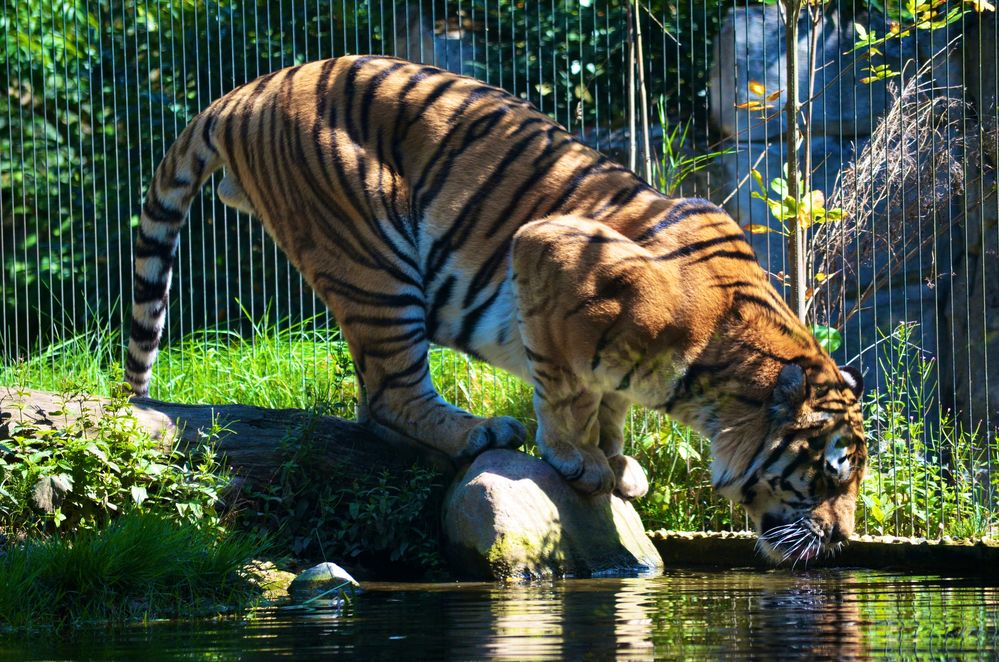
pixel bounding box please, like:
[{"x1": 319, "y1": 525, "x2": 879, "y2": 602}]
[
  {"x1": 0, "y1": 378, "x2": 230, "y2": 537},
  {"x1": 632, "y1": 415, "x2": 738, "y2": 533},
  {"x1": 745, "y1": 163, "x2": 844, "y2": 309},
  {"x1": 857, "y1": 323, "x2": 995, "y2": 539},
  {"x1": 238, "y1": 411, "x2": 446, "y2": 576},
  {"x1": 653, "y1": 96, "x2": 735, "y2": 197}
]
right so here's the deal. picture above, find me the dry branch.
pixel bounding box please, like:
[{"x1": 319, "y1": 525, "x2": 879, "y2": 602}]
[{"x1": 812, "y1": 67, "x2": 976, "y2": 325}]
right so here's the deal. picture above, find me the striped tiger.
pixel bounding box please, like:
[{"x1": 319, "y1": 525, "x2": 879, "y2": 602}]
[{"x1": 126, "y1": 55, "x2": 866, "y2": 564}]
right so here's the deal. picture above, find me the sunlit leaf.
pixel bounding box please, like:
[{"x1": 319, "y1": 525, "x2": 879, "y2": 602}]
[
  {"x1": 966, "y1": 0, "x2": 995, "y2": 11},
  {"x1": 748, "y1": 80, "x2": 767, "y2": 96},
  {"x1": 770, "y1": 178, "x2": 788, "y2": 197},
  {"x1": 734, "y1": 100, "x2": 771, "y2": 111},
  {"x1": 743, "y1": 223, "x2": 773, "y2": 234},
  {"x1": 811, "y1": 324, "x2": 843, "y2": 353}
]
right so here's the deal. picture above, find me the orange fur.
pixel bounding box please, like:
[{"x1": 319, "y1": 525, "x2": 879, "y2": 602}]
[{"x1": 126, "y1": 56, "x2": 866, "y2": 564}]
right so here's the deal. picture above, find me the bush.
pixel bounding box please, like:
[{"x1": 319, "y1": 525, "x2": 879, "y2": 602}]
[
  {"x1": 238, "y1": 411, "x2": 446, "y2": 578},
  {"x1": 0, "y1": 379, "x2": 230, "y2": 537}
]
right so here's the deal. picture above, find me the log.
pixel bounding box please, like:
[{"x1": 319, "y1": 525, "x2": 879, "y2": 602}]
[{"x1": 0, "y1": 387, "x2": 456, "y2": 488}]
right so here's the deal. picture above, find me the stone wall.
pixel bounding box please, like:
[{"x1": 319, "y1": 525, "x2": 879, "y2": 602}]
[{"x1": 708, "y1": 5, "x2": 999, "y2": 455}]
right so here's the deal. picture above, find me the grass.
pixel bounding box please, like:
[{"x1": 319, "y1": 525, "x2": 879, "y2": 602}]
[
  {"x1": 856, "y1": 323, "x2": 997, "y2": 540},
  {"x1": 2, "y1": 319, "x2": 996, "y2": 541},
  {"x1": 0, "y1": 513, "x2": 263, "y2": 631}
]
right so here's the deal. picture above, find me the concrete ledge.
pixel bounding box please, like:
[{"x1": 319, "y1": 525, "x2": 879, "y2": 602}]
[{"x1": 649, "y1": 530, "x2": 999, "y2": 577}]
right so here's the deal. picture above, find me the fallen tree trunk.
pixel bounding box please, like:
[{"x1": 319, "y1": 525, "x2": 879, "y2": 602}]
[{"x1": 0, "y1": 387, "x2": 456, "y2": 488}]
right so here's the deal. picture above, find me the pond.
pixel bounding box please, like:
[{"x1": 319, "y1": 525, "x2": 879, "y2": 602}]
[{"x1": 9, "y1": 569, "x2": 999, "y2": 659}]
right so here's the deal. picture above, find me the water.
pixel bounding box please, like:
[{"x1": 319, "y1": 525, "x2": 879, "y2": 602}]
[{"x1": 7, "y1": 569, "x2": 998, "y2": 660}]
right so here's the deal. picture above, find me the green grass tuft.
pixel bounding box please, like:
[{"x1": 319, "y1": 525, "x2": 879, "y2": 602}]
[{"x1": 0, "y1": 513, "x2": 263, "y2": 631}]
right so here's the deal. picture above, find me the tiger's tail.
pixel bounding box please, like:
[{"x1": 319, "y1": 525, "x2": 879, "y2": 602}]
[{"x1": 125, "y1": 113, "x2": 224, "y2": 397}]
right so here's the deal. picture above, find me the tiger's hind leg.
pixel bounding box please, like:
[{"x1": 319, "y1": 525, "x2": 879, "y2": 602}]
[
  {"x1": 341, "y1": 321, "x2": 526, "y2": 460},
  {"x1": 597, "y1": 393, "x2": 649, "y2": 500}
]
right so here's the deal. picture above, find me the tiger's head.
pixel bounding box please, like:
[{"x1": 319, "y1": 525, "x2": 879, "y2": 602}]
[{"x1": 711, "y1": 361, "x2": 866, "y2": 566}]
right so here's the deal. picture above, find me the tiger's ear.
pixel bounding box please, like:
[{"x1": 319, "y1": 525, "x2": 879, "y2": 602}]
[
  {"x1": 839, "y1": 365, "x2": 864, "y2": 398},
  {"x1": 772, "y1": 363, "x2": 807, "y2": 418}
]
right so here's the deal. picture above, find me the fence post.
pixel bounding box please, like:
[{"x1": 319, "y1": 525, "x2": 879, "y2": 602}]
[{"x1": 782, "y1": 0, "x2": 807, "y2": 321}]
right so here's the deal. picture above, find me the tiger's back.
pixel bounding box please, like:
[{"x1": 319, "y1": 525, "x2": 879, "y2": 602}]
[{"x1": 127, "y1": 56, "x2": 866, "y2": 565}]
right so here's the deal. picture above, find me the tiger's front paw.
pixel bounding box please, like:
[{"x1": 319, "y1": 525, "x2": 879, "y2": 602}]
[
  {"x1": 546, "y1": 446, "x2": 615, "y2": 496},
  {"x1": 608, "y1": 454, "x2": 649, "y2": 500},
  {"x1": 458, "y1": 416, "x2": 527, "y2": 459}
]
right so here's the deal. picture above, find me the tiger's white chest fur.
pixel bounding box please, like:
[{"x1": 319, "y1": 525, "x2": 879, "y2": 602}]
[{"x1": 420, "y1": 245, "x2": 529, "y2": 379}]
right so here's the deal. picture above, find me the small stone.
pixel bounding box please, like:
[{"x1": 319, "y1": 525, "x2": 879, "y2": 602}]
[
  {"x1": 288, "y1": 562, "x2": 360, "y2": 599},
  {"x1": 244, "y1": 560, "x2": 296, "y2": 600}
]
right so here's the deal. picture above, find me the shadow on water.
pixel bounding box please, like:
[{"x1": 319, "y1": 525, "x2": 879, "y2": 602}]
[{"x1": 6, "y1": 570, "x2": 999, "y2": 659}]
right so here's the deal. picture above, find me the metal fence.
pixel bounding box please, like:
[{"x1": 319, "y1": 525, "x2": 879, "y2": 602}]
[{"x1": 2, "y1": 0, "x2": 997, "y2": 537}]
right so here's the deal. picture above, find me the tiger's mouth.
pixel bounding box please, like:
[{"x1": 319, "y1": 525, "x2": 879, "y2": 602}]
[{"x1": 755, "y1": 516, "x2": 845, "y2": 567}]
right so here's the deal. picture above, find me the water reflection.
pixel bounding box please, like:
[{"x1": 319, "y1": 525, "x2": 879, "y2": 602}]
[{"x1": 4, "y1": 570, "x2": 998, "y2": 659}]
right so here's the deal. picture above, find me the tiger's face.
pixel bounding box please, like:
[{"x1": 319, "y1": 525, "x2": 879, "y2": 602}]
[{"x1": 715, "y1": 363, "x2": 866, "y2": 566}]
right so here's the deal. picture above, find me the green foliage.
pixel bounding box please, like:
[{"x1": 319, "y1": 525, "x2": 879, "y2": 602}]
[
  {"x1": 631, "y1": 415, "x2": 738, "y2": 532},
  {"x1": 0, "y1": 513, "x2": 262, "y2": 631},
  {"x1": 653, "y1": 96, "x2": 734, "y2": 197},
  {"x1": 748, "y1": 166, "x2": 844, "y2": 234},
  {"x1": 811, "y1": 324, "x2": 843, "y2": 353},
  {"x1": 0, "y1": 378, "x2": 230, "y2": 537},
  {"x1": 240, "y1": 413, "x2": 445, "y2": 576},
  {"x1": 858, "y1": 323, "x2": 995, "y2": 539}
]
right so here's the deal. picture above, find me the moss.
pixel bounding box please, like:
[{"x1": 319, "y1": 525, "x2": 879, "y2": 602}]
[{"x1": 485, "y1": 532, "x2": 570, "y2": 580}]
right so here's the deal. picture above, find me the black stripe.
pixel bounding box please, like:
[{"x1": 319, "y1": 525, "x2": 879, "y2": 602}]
[
  {"x1": 780, "y1": 450, "x2": 811, "y2": 480},
  {"x1": 201, "y1": 114, "x2": 218, "y2": 154},
  {"x1": 653, "y1": 233, "x2": 750, "y2": 262},
  {"x1": 455, "y1": 286, "x2": 503, "y2": 351},
  {"x1": 125, "y1": 353, "x2": 151, "y2": 373},
  {"x1": 634, "y1": 199, "x2": 718, "y2": 243},
  {"x1": 360, "y1": 61, "x2": 408, "y2": 143},
  {"x1": 129, "y1": 320, "x2": 159, "y2": 344},
  {"x1": 759, "y1": 432, "x2": 798, "y2": 474},
  {"x1": 142, "y1": 198, "x2": 183, "y2": 224},
  {"x1": 687, "y1": 249, "x2": 758, "y2": 265},
  {"x1": 427, "y1": 275, "x2": 456, "y2": 341}
]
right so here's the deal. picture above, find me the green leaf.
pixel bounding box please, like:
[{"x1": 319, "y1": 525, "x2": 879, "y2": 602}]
[
  {"x1": 811, "y1": 324, "x2": 843, "y2": 353},
  {"x1": 770, "y1": 177, "x2": 788, "y2": 197}
]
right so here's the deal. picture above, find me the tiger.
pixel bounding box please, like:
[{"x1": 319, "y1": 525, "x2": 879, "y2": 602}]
[{"x1": 125, "y1": 55, "x2": 866, "y2": 565}]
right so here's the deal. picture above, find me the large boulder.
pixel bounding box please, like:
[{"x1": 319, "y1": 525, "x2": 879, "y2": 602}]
[
  {"x1": 709, "y1": 5, "x2": 918, "y2": 142},
  {"x1": 442, "y1": 449, "x2": 663, "y2": 580}
]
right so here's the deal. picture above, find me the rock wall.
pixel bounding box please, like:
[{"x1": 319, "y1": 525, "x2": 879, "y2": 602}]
[{"x1": 708, "y1": 5, "x2": 999, "y2": 456}]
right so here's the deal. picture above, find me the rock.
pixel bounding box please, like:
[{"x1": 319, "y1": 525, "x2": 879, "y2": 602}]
[
  {"x1": 442, "y1": 449, "x2": 663, "y2": 580},
  {"x1": 709, "y1": 5, "x2": 918, "y2": 142},
  {"x1": 288, "y1": 562, "x2": 361, "y2": 599},
  {"x1": 32, "y1": 473, "x2": 73, "y2": 513},
  {"x1": 244, "y1": 560, "x2": 297, "y2": 600}
]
